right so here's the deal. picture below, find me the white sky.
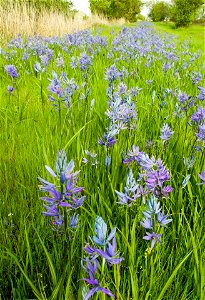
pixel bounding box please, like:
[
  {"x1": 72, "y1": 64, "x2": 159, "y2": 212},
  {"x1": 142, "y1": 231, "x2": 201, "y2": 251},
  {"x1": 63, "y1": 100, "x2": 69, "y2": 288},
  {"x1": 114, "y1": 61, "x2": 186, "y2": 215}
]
[{"x1": 72, "y1": 0, "x2": 91, "y2": 15}]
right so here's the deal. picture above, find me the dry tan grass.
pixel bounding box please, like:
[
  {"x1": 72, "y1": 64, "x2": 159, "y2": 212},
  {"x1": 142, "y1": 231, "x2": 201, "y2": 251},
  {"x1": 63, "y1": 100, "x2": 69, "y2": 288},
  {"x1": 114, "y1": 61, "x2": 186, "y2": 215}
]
[{"x1": 0, "y1": 3, "x2": 125, "y2": 39}]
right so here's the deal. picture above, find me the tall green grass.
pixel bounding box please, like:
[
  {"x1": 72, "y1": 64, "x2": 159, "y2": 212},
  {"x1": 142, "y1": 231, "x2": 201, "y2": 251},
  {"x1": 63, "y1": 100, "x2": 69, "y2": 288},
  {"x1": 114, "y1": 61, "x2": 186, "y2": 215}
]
[{"x1": 0, "y1": 23, "x2": 204, "y2": 299}]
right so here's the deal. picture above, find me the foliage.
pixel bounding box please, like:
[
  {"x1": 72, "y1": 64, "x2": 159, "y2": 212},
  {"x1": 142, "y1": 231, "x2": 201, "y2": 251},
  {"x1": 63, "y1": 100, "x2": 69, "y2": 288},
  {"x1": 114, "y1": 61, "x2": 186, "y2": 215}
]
[
  {"x1": 172, "y1": 0, "x2": 204, "y2": 27},
  {"x1": 0, "y1": 22, "x2": 205, "y2": 299},
  {"x1": 148, "y1": 1, "x2": 170, "y2": 22},
  {"x1": 89, "y1": 0, "x2": 142, "y2": 22}
]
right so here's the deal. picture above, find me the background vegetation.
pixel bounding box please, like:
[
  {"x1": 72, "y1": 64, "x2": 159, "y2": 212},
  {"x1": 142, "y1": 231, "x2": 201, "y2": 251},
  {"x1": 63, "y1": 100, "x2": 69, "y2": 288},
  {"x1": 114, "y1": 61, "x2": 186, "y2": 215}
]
[{"x1": 0, "y1": 21, "x2": 205, "y2": 299}]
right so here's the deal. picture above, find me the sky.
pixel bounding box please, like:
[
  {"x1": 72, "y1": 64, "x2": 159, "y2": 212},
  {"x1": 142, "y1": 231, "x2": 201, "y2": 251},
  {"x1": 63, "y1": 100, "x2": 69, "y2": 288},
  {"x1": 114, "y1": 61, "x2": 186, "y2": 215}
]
[
  {"x1": 71, "y1": 0, "x2": 171, "y2": 17},
  {"x1": 72, "y1": 0, "x2": 91, "y2": 15}
]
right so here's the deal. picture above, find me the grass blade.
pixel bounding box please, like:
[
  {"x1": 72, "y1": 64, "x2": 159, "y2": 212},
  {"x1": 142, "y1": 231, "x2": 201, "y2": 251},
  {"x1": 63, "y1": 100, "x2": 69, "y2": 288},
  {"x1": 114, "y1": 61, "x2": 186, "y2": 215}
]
[{"x1": 157, "y1": 251, "x2": 192, "y2": 300}]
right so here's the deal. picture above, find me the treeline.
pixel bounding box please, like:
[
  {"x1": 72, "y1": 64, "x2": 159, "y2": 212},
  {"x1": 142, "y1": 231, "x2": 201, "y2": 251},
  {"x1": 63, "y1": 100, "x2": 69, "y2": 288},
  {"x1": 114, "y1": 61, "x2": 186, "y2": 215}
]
[
  {"x1": 89, "y1": 0, "x2": 204, "y2": 27},
  {"x1": 148, "y1": 0, "x2": 204, "y2": 27},
  {"x1": 1, "y1": 0, "x2": 73, "y2": 15},
  {"x1": 89, "y1": 0, "x2": 143, "y2": 22}
]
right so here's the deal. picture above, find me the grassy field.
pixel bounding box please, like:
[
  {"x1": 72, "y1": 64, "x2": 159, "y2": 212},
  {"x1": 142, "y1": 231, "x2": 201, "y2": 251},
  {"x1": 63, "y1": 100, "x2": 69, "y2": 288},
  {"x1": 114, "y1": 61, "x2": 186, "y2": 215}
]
[
  {"x1": 154, "y1": 22, "x2": 205, "y2": 53},
  {"x1": 0, "y1": 22, "x2": 205, "y2": 300}
]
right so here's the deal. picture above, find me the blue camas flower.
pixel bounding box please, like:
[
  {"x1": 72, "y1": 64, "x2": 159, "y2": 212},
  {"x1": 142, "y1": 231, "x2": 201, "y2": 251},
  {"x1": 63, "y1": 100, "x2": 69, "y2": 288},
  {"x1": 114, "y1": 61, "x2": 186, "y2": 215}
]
[
  {"x1": 81, "y1": 257, "x2": 114, "y2": 299},
  {"x1": 197, "y1": 86, "x2": 205, "y2": 101},
  {"x1": 93, "y1": 216, "x2": 116, "y2": 246},
  {"x1": 143, "y1": 232, "x2": 162, "y2": 250},
  {"x1": 95, "y1": 237, "x2": 124, "y2": 266},
  {"x1": 38, "y1": 150, "x2": 85, "y2": 229},
  {"x1": 160, "y1": 123, "x2": 174, "y2": 142},
  {"x1": 198, "y1": 170, "x2": 205, "y2": 184},
  {"x1": 81, "y1": 216, "x2": 122, "y2": 299},
  {"x1": 5, "y1": 65, "x2": 18, "y2": 78},
  {"x1": 141, "y1": 195, "x2": 172, "y2": 250}
]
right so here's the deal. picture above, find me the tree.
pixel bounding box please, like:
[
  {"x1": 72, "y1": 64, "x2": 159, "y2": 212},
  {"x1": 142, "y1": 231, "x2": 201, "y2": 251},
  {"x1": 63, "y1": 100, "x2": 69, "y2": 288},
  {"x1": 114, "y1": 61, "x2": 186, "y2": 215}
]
[
  {"x1": 89, "y1": 0, "x2": 142, "y2": 22},
  {"x1": 173, "y1": 0, "x2": 204, "y2": 27},
  {"x1": 148, "y1": 1, "x2": 170, "y2": 22}
]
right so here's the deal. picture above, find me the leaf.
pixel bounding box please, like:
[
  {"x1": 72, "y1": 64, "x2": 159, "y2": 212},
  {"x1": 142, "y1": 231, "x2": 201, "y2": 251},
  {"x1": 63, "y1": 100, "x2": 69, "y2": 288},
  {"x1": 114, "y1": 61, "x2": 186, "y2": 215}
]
[
  {"x1": 63, "y1": 120, "x2": 92, "y2": 151},
  {"x1": 5, "y1": 250, "x2": 43, "y2": 300},
  {"x1": 157, "y1": 251, "x2": 192, "y2": 300},
  {"x1": 35, "y1": 231, "x2": 57, "y2": 287}
]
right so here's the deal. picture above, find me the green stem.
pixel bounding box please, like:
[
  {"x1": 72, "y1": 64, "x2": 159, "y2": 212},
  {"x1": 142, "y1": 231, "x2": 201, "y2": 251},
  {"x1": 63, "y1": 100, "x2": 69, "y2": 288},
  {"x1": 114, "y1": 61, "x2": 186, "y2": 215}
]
[{"x1": 58, "y1": 98, "x2": 63, "y2": 148}]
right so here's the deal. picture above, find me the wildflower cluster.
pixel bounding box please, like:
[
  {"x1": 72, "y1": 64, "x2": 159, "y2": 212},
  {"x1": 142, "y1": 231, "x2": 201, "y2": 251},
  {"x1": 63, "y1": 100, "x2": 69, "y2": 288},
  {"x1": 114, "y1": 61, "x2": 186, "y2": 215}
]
[
  {"x1": 160, "y1": 123, "x2": 174, "y2": 144},
  {"x1": 81, "y1": 216, "x2": 123, "y2": 299},
  {"x1": 99, "y1": 72, "x2": 139, "y2": 166},
  {"x1": 141, "y1": 195, "x2": 172, "y2": 250},
  {"x1": 38, "y1": 150, "x2": 85, "y2": 230},
  {"x1": 116, "y1": 146, "x2": 173, "y2": 250},
  {"x1": 190, "y1": 106, "x2": 205, "y2": 148},
  {"x1": 48, "y1": 71, "x2": 78, "y2": 108},
  {"x1": 5, "y1": 64, "x2": 18, "y2": 78},
  {"x1": 118, "y1": 146, "x2": 173, "y2": 203},
  {"x1": 197, "y1": 86, "x2": 205, "y2": 101}
]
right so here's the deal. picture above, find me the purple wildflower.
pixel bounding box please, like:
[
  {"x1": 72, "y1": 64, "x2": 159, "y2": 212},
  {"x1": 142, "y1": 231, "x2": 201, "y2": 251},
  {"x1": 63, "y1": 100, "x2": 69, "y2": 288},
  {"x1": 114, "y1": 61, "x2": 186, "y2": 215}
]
[
  {"x1": 39, "y1": 150, "x2": 85, "y2": 228},
  {"x1": 40, "y1": 54, "x2": 50, "y2": 67},
  {"x1": 79, "y1": 52, "x2": 92, "y2": 71},
  {"x1": 160, "y1": 123, "x2": 174, "y2": 142},
  {"x1": 195, "y1": 123, "x2": 205, "y2": 141},
  {"x1": 198, "y1": 170, "x2": 205, "y2": 184},
  {"x1": 98, "y1": 133, "x2": 116, "y2": 147},
  {"x1": 105, "y1": 64, "x2": 120, "y2": 82},
  {"x1": 191, "y1": 72, "x2": 202, "y2": 85},
  {"x1": 81, "y1": 258, "x2": 115, "y2": 299},
  {"x1": 157, "y1": 211, "x2": 172, "y2": 226},
  {"x1": 95, "y1": 237, "x2": 124, "y2": 266},
  {"x1": 5, "y1": 65, "x2": 18, "y2": 78},
  {"x1": 161, "y1": 185, "x2": 174, "y2": 197},
  {"x1": 145, "y1": 166, "x2": 170, "y2": 192},
  {"x1": 34, "y1": 62, "x2": 44, "y2": 73},
  {"x1": 191, "y1": 107, "x2": 205, "y2": 124},
  {"x1": 115, "y1": 170, "x2": 140, "y2": 206},
  {"x1": 69, "y1": 213, "x2": 79, "y2": 228},
  {"x1": 143, "y1": 232, "x2": 162, "y2": 249},
  {"x1": 7, "y1": 85, "x2": 14, "y2": 93},
  {"x1": 70, "y1": 56, "x2": 77, "y2": 69},
  {"x1": 43, "y1": 204, "x2": 60, "y2": 217},
  {"x1": 197, "y1": 86, "x2": 205, "y2": 101},
  {"x1": 140, "y1": 216, "x2": 153, "y2": 229},
  {"x1": 124, "y1": 145, "x2": 144, "y2": 164},
  {"x1": 56, "y1": 55, "x2": 64, "y2": 68}
]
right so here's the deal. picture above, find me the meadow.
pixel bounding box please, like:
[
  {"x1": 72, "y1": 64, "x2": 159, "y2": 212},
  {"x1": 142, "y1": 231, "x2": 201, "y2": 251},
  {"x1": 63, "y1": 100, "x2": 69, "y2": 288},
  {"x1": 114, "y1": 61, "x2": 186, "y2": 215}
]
[{"x1": 0, "y1": 21, "x2": 205, "y2": 300}]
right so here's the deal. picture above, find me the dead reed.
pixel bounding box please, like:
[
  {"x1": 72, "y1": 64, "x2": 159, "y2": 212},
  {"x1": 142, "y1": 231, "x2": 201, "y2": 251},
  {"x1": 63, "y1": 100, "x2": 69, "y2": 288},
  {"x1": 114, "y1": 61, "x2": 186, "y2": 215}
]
[{"x1": 0, "y1": 2, "x2": 125, "y2": 39}]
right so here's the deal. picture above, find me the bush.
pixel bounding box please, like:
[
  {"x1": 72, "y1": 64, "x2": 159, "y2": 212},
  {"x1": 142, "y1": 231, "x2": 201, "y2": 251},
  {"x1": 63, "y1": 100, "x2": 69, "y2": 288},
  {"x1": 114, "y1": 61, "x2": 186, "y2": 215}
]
[
  {"x1": 173, "y1": 0, "x2": 204, "y2": 27},
  {"x1": 148, "y1": 1, "x2": 170, "y2": 22}
]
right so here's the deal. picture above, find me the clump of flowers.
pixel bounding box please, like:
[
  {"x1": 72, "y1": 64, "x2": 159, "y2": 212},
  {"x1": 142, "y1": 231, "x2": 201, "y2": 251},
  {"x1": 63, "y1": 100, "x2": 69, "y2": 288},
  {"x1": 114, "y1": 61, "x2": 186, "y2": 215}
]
[
  {"x1": 116, "y1": 146, "x2": 173, "y2": 251},
  {"x1": 81, "y1": 216, "x2": 123, "y2": 299},
  {"x1": 117, "y1": 146, "x2": 173, "y2": 204},
  {"x1": 197, "y1": 86, "x2": 205, "y2": 101},
  {"x1": 38, "y1": 150, "x2": 85, "y2": 231},
  {"x1": 140, "y1": 195, "x2": 172, "y2": 250},
  {"x1": 160, "y1": 123, "x2": 174, "y2": 145},
  {"x1": 48, "y1": 71, "x2": 78, "y2": 108},
  {"x1": 190, "y1": 106, "x2": 205, "y2": 149},
  {"x1": 5, "y1": 64, "x2": 18, "y2": 78}
]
